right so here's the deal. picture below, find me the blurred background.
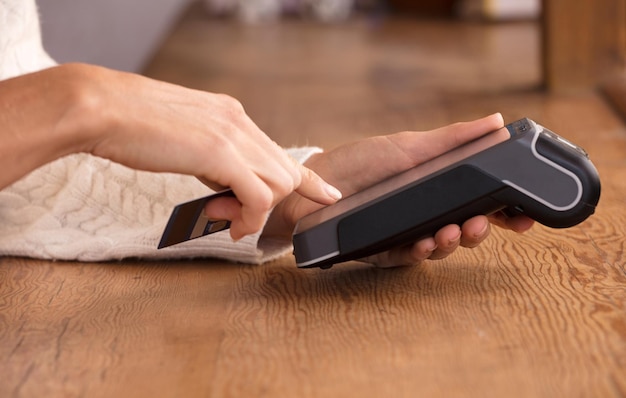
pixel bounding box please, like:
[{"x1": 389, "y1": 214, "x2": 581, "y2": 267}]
[
  {"x1": 39, "y1": 0, "x2": 542, "y2": 73},
  {"x1": 38, "y1": 0, "x2": 625, "y2": 148}
]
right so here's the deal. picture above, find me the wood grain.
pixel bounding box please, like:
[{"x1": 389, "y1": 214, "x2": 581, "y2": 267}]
[{"x1": 2, "y1": 3, "x2": 626, "y2": 397}]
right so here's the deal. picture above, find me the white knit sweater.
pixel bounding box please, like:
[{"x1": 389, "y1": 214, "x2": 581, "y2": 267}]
[{"x1": 0, "y1": 0, "x2": 318, "y2": 262}]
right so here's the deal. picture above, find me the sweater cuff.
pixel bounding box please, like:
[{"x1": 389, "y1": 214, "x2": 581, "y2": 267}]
[{"x1": 0, "y1": 147, "x2": 323, "y2": 264}]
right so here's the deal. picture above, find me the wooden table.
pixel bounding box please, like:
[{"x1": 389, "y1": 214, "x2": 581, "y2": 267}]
[{"x1": 2, "y1": 7, "x2": 626, "y2": 397}]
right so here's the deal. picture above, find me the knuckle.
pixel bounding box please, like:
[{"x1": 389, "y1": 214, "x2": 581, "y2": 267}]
[
  {"x1": 277, "y1": 176, "x2": 297, "y2": 198},
  {"x1": 217, "y1": 93, "x2": 245, "y2": 114},
  {"x1": 253, "y1": 187, "x2": 274, "y2": 211},
  {"x1": 269, "y1": 165, "x2": 300, "y2": 199},
  {"x1": 293, "y1": 164, "x2": 308, "y2": 186}
]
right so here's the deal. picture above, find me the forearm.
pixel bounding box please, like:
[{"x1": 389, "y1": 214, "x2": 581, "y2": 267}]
[{"x1": 0, "y1": 64, "x2": 98, "y2": 189}]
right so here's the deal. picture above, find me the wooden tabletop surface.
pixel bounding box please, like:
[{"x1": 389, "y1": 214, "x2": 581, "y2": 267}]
[{"x1": 2, "y1": 6, "x2": 625, "y2": 397}]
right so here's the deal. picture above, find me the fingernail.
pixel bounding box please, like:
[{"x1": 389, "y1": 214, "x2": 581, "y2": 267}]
[
  {"x1": 474, "y1": 220, "x2": 489, "y2": 239},
  {"x1": 450, "y1": 231, "x2": 462, "y2": 245},
  {"x1": 418, "y1": 244, "x2": 437, "y2": 261},
  {"x1": 325, "y1": 184, "x2": 342, "y2": 201}
]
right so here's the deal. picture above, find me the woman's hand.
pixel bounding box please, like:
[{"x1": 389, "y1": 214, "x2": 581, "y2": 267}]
[
  {"x1": 0, "y1": 64, "x2": 341, "y2": 240},
  {"x1": 263, "y1": 113, "x2": 534, "y2": 267}
]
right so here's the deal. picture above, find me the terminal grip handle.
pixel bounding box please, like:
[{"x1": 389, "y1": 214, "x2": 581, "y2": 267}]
[
  {"x1": 489, "y1": 133, "x2": 600, "y2": 228},
  {"x1": 335, "y1": 165, "x2": 507, "y2": 260}
]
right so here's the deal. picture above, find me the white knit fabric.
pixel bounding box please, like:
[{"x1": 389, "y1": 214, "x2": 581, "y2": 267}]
[
  {"x1": 0, "y1": 0, "x2": 321, "y2": 262},
  {"x1": 0, "y1": 0, "x2": 55, "y2": 80}
]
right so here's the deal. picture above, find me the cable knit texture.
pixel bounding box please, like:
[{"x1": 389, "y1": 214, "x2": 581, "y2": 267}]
[
  {"x1": 0, "y1": 0, "x2": 55, "y2": 79},
  {"x1": 0, "y1": 0, "x2": 322, "y2": 262}
]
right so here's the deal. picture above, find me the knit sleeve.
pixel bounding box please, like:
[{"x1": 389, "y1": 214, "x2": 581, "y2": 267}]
[
  {"x1": 0, "y1": 147, "x2": 323, "y2": 263},
  {"x1": 0, "y1": 0, "x2": 323, "y2": 264}
]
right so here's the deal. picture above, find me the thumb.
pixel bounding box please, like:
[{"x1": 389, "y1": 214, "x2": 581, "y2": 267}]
[
  {"x1": 427, "y1": 113, "x2": 505, "y2": 155},
  {"x1": 389, "y1": 113, "x2": 505, "y2": 165}
]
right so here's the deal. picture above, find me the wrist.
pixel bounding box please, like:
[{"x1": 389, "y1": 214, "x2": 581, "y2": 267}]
[
  {"x1": 49, "y1": 64, "x2": 112, "y2": 156},
  {"x1": 0, "y1": 64, "x2": 106, "y2": 188}
]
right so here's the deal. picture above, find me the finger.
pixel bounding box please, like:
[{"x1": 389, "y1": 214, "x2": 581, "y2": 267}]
[
  {"x1": 489, "y1": 211, "x2": 535, "y2": 232},
  {"x1": 225, "y1": 134, "x2": 341, "y2": 207},
  {"x1": 384, "y1": 238, "x2": 438, "y2": 267},
  {"x1": 231, "y1": 203, "x2": 271, "y2": 241},
  {"x1": 389, "y1": 113, "x2": 505, "y2": 164},
  {"x1": 225, "y1": 170, "x2": 275, "y2": 240},
  {"x1": 293, "y1": 160, "x2": 343, "y2": 204},
  {"x1": 407, "y1": 237, "x2": 439, "y2": 264},
  {"x1": 460, "y1": 215, "x2": 491, "y2": 248},
  {"x1": 506, "y1": 216, "x2": 535, "y2": 232},
  {"x1": 204, "y1": 196, "x2": 241, "y2": 221},
  {"x1": 204, "y1": 196, "x2": 257, "y2": 241},
  {"x1": 197, "y1": 177, "x2": 228, "y2": 193},
  {"x1": 229, "y1": 124, "x2": 342, "y2": 206},
  {"x1": 373, "y1": 217, "x2": 491, "y2": 267},
  {"x1": 428, "y1": 113, "x2": 504, "y2": 155},
  {"x1": 428, "y1": 224, "x2": 462, "y2": 260},
  {"x1": 362, "y1": 236, "x2": 436, "y2": 268}
]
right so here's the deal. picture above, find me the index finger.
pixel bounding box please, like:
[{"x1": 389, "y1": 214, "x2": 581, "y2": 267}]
[{"x1": 293, "y1": 160, "x2": 343, "y2": 205}]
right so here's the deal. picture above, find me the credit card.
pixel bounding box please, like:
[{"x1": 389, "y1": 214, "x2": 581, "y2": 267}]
[{"x1": 157, "y1": 189, "x2": 234, "y2": 249}]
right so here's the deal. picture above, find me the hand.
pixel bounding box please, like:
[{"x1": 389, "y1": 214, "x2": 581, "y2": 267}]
[
  {"x1": 0, "y1": 64, "x2": 341, "y2": 240},
  {"x1": 263, "y1": 113, "x2": 534, "y2": 267}
]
